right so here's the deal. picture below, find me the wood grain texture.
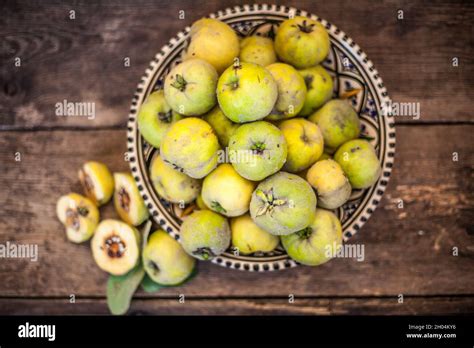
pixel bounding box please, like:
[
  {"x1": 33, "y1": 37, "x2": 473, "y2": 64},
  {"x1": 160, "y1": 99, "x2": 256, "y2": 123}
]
[
  {"x1": 0, "y1": 126, "x2": 472, "y2": 303},
  {"x1": 1, "y1": 296, "x2": 473, "y2": 315},
  {"x1": 1, "y1": 0, "x2": 473, "y2": 315},
  {"x1": 1, "y1": 0, "x2": 473, "y2": 130}
]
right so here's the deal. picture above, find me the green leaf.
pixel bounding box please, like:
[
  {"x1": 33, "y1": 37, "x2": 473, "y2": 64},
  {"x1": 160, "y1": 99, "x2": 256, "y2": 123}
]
[
  {"x1": 106, "y1": 221, "x2": 152, "y2": 315},
  {"x1": 106, "y1": 264, "x2": 145, "y2": 315},
  {"x1": 141, "y1": 274, "x2": 164, "y2": 293}
]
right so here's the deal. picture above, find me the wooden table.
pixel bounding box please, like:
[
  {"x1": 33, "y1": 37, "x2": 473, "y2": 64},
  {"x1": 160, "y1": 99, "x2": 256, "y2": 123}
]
[{"x1": 1, "y1": 0, "x2": 473, "y2": 315}]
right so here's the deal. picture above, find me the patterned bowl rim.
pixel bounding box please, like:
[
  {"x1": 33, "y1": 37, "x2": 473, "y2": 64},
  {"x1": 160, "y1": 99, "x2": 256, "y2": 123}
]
[{"x1": 126, "y1": 3, "x2": 395, "y2": 272}]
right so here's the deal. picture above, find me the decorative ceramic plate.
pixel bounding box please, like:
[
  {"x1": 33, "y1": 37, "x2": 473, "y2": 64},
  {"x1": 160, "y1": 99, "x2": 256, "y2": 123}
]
[{"x1": 127, "y1": 4, "x2": 395, "y2": 272}]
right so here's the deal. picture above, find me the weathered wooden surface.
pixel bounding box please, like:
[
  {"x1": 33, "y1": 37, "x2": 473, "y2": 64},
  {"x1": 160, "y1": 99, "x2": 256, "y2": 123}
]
[
  {"x1": 1, "y1": 0, "x2": 473, "y2": 130},
  {"x1": 2, "y1": 296, "x2": 473, "y2": 315},
  {"x1": 0, "y1": 0, "x2": 473, "y2": 315}
]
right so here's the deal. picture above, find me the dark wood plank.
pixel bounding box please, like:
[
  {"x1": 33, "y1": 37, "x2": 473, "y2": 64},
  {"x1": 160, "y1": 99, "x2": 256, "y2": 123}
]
[
  {"x1": 0, "y1": 125, "x2": 473, "y2": 298},
  {"x1": 1, "y1": 0, "x2": 472, "y2": 129},
  {"x1": 1, "y1": 296, "x2": 473, "y2": 315}
]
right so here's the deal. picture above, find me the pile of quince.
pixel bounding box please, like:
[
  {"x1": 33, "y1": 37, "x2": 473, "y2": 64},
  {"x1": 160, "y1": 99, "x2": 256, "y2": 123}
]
[{"x1": 138, "y1": 16, "x2": 381, "y2": 267}]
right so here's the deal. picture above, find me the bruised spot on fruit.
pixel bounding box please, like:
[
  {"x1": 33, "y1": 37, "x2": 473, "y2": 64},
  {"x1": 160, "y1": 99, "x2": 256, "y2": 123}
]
[
  {"x1": 350, "y1": 146, "x2": 361, "y2": 153},
  {"x1": 65, "y1": 208, "x2": 80, "y2": 231},
  {"x1": 192, "y1": 247, "x2": 215, "y2": 260},
  {"x1": 331, "y1": 220, "x2": 338, "y2": 234},
  {"x1": 303, "y1": 75, "x2": 314, "y2": 90},
  {"x1": 334, "y1": 114, "x2": 347, "y2": 129},
  {"x1": 118, "y1": 187, "x2": 131, "y2": 212},
  {"x1": 104, "y1": 234, "x2": 126, "y2": 258},
  {"x1": 148, "y1": 260, "x2": 160, "y2": 273},
  {"x1": 163, "y1": 159, "x2": 185, "y2": 173},
  {"x1": 300, "y1": 128, "x2": 310, "y2": 143},
  {"x1": 203, "y1": 130, "x2": 214, "y2": 138},
  {"x1": 179, "y1": 180, "x2": 189, "y2": 190},
  {"x1": 155, "y1": 179, "x2": 165, "y2": 190}
]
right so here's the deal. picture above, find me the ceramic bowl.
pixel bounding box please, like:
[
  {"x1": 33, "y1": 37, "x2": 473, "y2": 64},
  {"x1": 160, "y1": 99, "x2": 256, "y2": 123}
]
[{"x1": 127, "y1": 4, "x2": 395, "y2": 272}]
